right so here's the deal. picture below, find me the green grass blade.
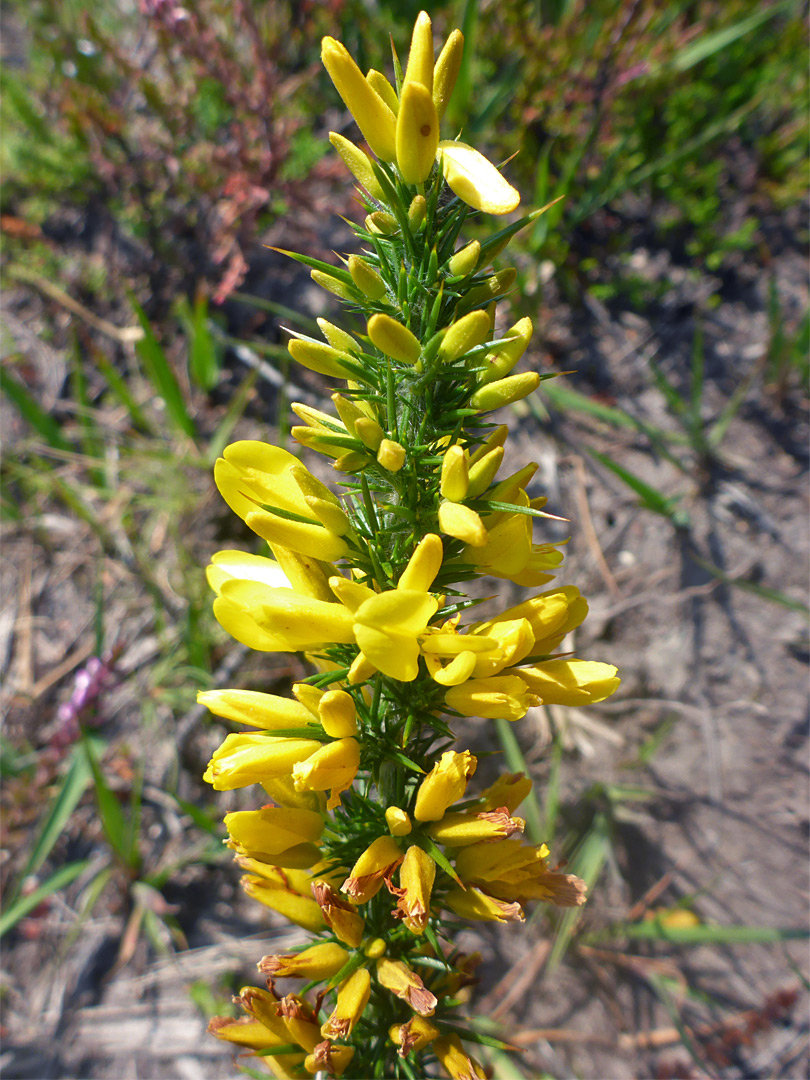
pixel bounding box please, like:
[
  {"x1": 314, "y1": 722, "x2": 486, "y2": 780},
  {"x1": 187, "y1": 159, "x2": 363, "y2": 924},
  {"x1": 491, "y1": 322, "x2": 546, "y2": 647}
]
[
  {"x1": 91, "y1": 347, "x2": 151, "y2": 432},
  {"x1": 15, "y1": 744, "x2": 93, "y2": 897},
  {"x1": 0, "y1": 365, "x2": 72, "y2": 451},
  {"x1": 131, "y1": 298, "x2": 196, "y2": 439},
  {"x1": 229, "y1": 292, "x2": 321, "y2": 335},
  {"x1": 177, "y1": 294, "x2": 222, "y2": 391},
  {"x1": 588, "y1": 448, "x2": 688, "y2": 525},
  {"x1": 689, "y1": 553, "x2": 810, "y2": 617},
  {"x1": 0, "y1": 859, "x2": 92, "y2": 937},
  {"x1": 669, "y1": 3, "x2": 791, "y2": 73},
  {"x1": 493, "y1": 716, "x2": 543, "y2": 843},
  {"x1": 601, "y1": 920, "x2": 809, "y2": 945},
  {"x1": 547, "y1": 811, "x2": 611, "y2": 971},
  {"x1": 81, "y1": 734, "x2": 139, "y2": 870}
]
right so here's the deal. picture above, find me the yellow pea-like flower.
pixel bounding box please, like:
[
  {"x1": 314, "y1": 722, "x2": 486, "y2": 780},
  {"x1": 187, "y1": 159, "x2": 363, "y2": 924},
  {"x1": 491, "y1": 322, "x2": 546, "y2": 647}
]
[
  {"x1": 353, "y1": 587, "x2": 439, "y2": 681},
  {"x1": 321, "y1": 967, "x2": 371, "y2": 1039},
  {"x1": 241, "y1": 874, "x2": 325, "y2": 932},
  {"x1": 213, "y1": 579, "x2": 355, "y2": 653},
  {"x1": 438, "y1": 500, "x2": 487, "y2": 547},
  {"x1": 203, "y1": 733, "x2": 322, "y2": 791},
  {"x1": 305, "y1": 1042, "x2": 355, "y2": 1078},
  {"x1": 397, "y1": 532, "x2": 443, "y2": 591},
  {"x1": 514, "y1": 658, "x2": 620, "y2": 706},
  {"x1": 292, "y1": 737, "x2": 360, "y2": 810},
  {"x1": 317, "y1": 689, "x2": 358, "y2": 738},
  {"x1": 196, "y1": 688, "x2": 316, "y2": 731},
  {"x1": 376, "y1": 958, "x2": 437, "y2": 1016},
  {"x1": 433, "y1": 1034, "x2": 488, "y2": 1080},
  {"x1": 390, "y1": 1015, "x2": 441, "y2": 1056},
  {"x1": 224, "y1": 805, "x2": 324, "y2": 854},
  {"x1": 428, "y1": 808, "x2": 524, "y2": 847},
  {"x1": 321, "y1": 36, "x2": 397, "y2": 161},
  {"x1": 258, "y1": 942, "x2": 349, "y2": 981},
  {"x1": 413, "y1": 749, "x2": 477, "y2": 822},
  {"x1": 438, "y1": 140, "x2": 520, "y2": 214},
  {"x1": 444, "y1": 675, "x2": 537, "y2": 721},
  {"x1": 342, "y1": 834, "x2": 404, "y2": 903},
  {"x1": 444, "y1": 885, "x2": 524, "y2": 923},
  {"x1": 391, "y1": 844, "x2": 435, "y2": 934},
  {"x1": 311, "y1": 880, "x2": 365, "y2": 947}
]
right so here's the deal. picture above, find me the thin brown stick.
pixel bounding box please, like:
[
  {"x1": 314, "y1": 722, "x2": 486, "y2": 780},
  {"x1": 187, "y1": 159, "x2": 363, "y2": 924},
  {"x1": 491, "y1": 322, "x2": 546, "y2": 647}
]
[{"x1": 572, "y1": 455, "x2": 621, "y2": 597}]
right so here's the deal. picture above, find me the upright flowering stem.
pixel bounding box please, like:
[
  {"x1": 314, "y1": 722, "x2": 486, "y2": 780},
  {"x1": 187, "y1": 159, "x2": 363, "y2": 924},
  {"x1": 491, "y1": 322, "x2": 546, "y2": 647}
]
[{"x1": 203, "y1": 12, "x2": 619, "y2": 1079}]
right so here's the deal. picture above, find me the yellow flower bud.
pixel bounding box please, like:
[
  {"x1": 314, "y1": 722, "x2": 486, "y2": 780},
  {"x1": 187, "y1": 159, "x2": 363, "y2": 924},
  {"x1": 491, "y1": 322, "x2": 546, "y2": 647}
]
[
  {"x1": 376, "y1": 958, "x2": 437, "y2": 1016},
  {"x1": 458, "y1": 267, "x2": 517, "y2": 313},
  {"x1": 288, "y1": 338, "x2": 356, "y2": 380},
  {"x1": 342, "y1": 835, "x2": 404, "y2": 903},
  {"x1": 397, "y1": 532, "x2": 443, "y2": 592},
  {"x1": 366, "y1": 68, "x2": 399, "y2": 114},
  {"x1": 365, "y1": 210, "x2": 398, "y2": 235},
  {"x1": 329, "y1": 132, "x2": 386, "y2": 202},
  {"x1": 197, "y1": 688, "x2": 316, "y2": 731},
  {"x1": 408, "y1": 194, "x2": 427, "y2": 229},
  {"x1": 515, "y1": 659, "x2": 620, "y2": 706},
  {"x1": 321, "y1": 967, "x2": 371, "y2": 1039},
  {"x1": 478, "y1": 316, "x2": 533, "y2": 385},
  {"x1": 469, "y1": 423, "x2": 508, "y2": 464},
  {"x1": 440, "y1": 444, "x2": 470, "y2": 501},
  {"x1": 438, "y1": 140, "x2": 520, "y2": 214},
  {"x1": 438, "y1": 500, "x2": 487, "y2": 546},
  {"x1": 348, "y1": 651, "x2": 378, "y2": 684},
  {"x1": 258, "y1": 941, "x2": 349, "y2": 981},
  {"x1": 448, "y1": 239, "x2": 481, "y2": 277},
  {"x1": 311, "y1": 267, "x2": 357, "y2": 300},
  {"x1": 433, "y1": 29, "x2": 464, "y2": 121},
  {"x1": 355, "y1": 416, "x2": 386, "y2": 451},
  {"x1": 333, "y1": 450, "x2": 368, "y2": 472},
  {"x1": 403, "y1": 10, "x2": 434, "y2": 92},
  {"x1": 321, "y1": 37, "x2": 397, "y2": 161},
  {"x1": 364, "y1": 936, "x2": 387, "y2": 958},
  {"x1": 396, "y1": 81, "x2": 440, "y2": 185},
  {"x1": 414, "y1": 749, "x2": 477, "y2": 822},
  {"x1": 303, "y1": 494, "x2": 352, "y2": 536},
  {"x1": 348, "y1": 254, "x2": 386, "y2": 299},
  {"x1": 469, "y1": 371, "x2": 540, "y2": 411},
  {"x1": 317, "y1": 317, "x2": 361, "y2": 356},
  {"x1": 444, "y1": 675, "x2": 537, "y2": 721},
  {"x1": 439, "y1": 309, "x2": 492, "y2": 363},
  {"x1": 385, "y1": 806, "x2": 413, "y2": 836},
  {"x1": 367, "y1": 313, "x2": 421, "y2": 364},
  {"x1": 317, "y1": 689, "x2": 358, "y2": 738},
  {"x1": 377, "y1": 438, "x2": 406, "y2": 472},
  {"x1": 467, "y1": 444, "x2": 504, "y2": 497}
]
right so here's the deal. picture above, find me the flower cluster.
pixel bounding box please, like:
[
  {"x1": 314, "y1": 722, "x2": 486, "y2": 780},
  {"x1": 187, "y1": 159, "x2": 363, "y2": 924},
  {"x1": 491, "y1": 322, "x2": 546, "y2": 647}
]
[{"x1": 203, "y1": 12, "x2": 618, "y2": 1078}]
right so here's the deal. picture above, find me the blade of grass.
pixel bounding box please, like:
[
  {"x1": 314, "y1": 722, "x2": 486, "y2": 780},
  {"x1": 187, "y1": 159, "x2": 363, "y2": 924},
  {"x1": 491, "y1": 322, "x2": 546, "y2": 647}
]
[
  {"x1": 205, "y1": 369, "x2": 258, "y2": 463},
  {"x1": 229, "y1": 292, "x2": 321, "y2": 335},
  {"x1": 597, "y1": 920, "x2": 809, "y2": 945},
  {"x1": 0, "y1": 859, "x2": 92, "y2": 937},
  {"x1": 0, "y1": 364, "x2": 72, "y2": 451},
  {"x1": 131, "y1": 298, "x2": 196, "y2": 439},
  {"x1": 588, "y1": 448, "x2": 689, "y2": 526},
  {"x1": 91, "y1": 345, "x2": 151, "y2": 432},
  {"x1": 81, "y1": 733, "x2": 140, "y2": 870},
  {"x1": 668, "y1": 3, "x2": 791, "y2": 74},
  {"x1": 177, "y1": 294, "x2": 222, "y2": 391},
  {"x1": 547, "y1": 811, "x2": 611, "y2": 971},
  {"x1": 493, "y1": 716, "x2": 543, "y2": 843},
  {"x1": 689, "y1": 553, "x2": 810, "y2": 617}
]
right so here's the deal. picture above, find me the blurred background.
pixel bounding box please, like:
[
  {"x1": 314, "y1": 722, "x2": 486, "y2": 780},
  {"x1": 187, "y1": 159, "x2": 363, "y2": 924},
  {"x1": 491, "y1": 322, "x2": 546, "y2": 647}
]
[{"x1": 1, "y1": 1, "x2": 808, "y2": 1077}]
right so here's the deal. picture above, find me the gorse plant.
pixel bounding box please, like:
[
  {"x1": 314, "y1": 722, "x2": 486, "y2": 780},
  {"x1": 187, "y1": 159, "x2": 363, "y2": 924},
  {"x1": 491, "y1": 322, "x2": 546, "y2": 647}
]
[{"x1": 202, "y1": 12, "x2": 619, "y2": 1079}]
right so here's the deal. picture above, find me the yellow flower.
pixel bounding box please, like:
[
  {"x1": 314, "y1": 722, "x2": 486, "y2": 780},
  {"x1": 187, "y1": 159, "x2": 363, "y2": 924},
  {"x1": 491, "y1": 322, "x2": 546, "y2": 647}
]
[
  {"x1": 413, "y1": 749, "x2": 476, "y2": 821},
  {"x1": 396, "y1": 81, "x2": 440, "y2": 185},
  {"x1": 276, "y1": 995, "x2": 321, "y2": 1054},
  {"x1": 292, "y1": 736, "x2": 360, "y2": 810},
  {"x1": 514, "y1": 658, "x2": 620, "y2": 706},
  {"x1": 258, "y1": 941, "x2": 349, "y2": 980},
  {"x1": 329, "y1": 132, "x2": 386, "y2": 201},
  {"x1": 444, "y1": 885, "x2": 524, "y2": 923},
  {"x1": 427, "y1": 807, "x2": 525, "y2": 847},
  {"x1": 390, "y1": 1015, "x2": 441, "y2": 1056},
  {"x1": 214, "y1": 441, "x2": 349, "y2": 562},
  {"x1": 353, "y1": 588, "x2": 439, "y2": 681},
  {"x1": 444, "y1": 675, "x2": 538, "y2": 721},
  {"x1": 437, "y1": 140, "x2": 520, "y2": 215},
  {"x1": 311, "y1": 880, "x2": 365, "y2": 947},
  {"x1": 224, "y1": 805, "x2": 324, "y2": 864},
  {"x1": 239, "y1": 866, "x2": 325, "y2": 933},
  {"x1": 305, "y1": 1040, "x2": 355, "y2": 1078},
  {"x1": 317, "y1": 689, "x2": 358, "y2": 738},
  {"x1": 376, "y1": 957, "x2": 437, "y2": 1016},
  {"x1": 321, "y1": 967, "x2": 371, "y2": 1039},
  {"x1": 197, "y1": 687, "x2": 318, "y2": 731},
  {"x1": 342, "y1": 835, "x2": 404, "y2": 903},
  {"x1": 212, "y1": 577, "x2": 355, "y2": 653},
  {"x1": 477, "y1": 771, "x2": 533, "y2": 813},
  {"x1": 454, "y1": 837, "x2": 587, "y2": 907},
  {"x1": 390, "y1": 844, "x2": 435, "y2": 934},
  {"x1": 203, "y1": 733, "x2": 322, "y2": 790},
  {"x1": 433, "y1": 1034, "x2": 488, "y2": 1080}
]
